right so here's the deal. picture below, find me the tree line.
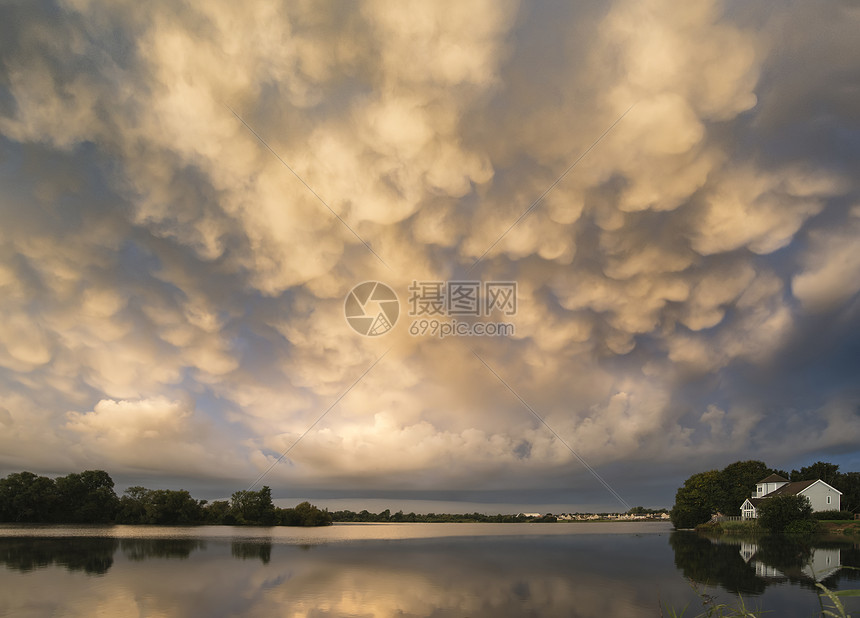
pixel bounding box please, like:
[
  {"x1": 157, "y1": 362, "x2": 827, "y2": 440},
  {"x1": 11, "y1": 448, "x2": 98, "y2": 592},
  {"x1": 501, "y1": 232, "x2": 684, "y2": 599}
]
[
  {"x1": 330, "y1": 509, "x2": 533, "y2": 523},
  {"x1": 0, "y1": 470, "x2": 331, "y2": 526},
  {"x1": 328, "y1": 507, "x2": 666, "y2": 523},
  {"x1": 670, "y1": 460, "x2": 860, "y2": 529}
]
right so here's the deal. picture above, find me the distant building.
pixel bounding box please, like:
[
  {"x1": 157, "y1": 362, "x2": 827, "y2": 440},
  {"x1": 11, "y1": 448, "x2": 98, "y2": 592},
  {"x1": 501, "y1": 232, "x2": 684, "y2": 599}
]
[{"x1": 740, "y1": 474, "x2": 842, "y2": 518}]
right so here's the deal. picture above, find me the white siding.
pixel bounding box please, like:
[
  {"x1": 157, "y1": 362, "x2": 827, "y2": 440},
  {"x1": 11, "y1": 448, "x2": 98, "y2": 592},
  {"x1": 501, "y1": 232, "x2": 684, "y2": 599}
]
[
  {"x1": 756, "y1": 480, "x2": 788, "y2": 496},
  {"x1": 800, "y1": 480, "x2": 842, "y2": 512}
]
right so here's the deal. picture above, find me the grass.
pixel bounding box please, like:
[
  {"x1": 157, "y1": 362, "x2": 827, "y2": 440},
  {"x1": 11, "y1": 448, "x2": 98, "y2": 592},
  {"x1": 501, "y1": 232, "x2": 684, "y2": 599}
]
[
  {"x1": 817, "y1": 582, "x2": 860, "y2": 618},
  {"x1": 698, "y1": 519, "x2": 860, "y2": 537},
  {"x1": 817, "y1": 568, "x2": 860, "y2": 618},
  {"x1": 819, "y1": 521, "x2": 860, "y2": 537},
  {"x1": 719, "y1": 520, "x2": 760, "y2": 534},
  {"x1": 695, "y1": 520, "x2": 760, "y2": 534},
  {"x1": 819, "y1": 520, "x2": 858, "y2": 524}
]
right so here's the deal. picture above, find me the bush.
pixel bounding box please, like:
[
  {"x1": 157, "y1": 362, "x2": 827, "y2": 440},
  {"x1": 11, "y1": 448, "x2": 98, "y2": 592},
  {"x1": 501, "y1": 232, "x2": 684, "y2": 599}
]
[
  {"x1": 785, "y1": 519, "x2": 820, "y2": 535},
  {"x1": 814, "y1": 510, "x2": 853, "y2": 520},
  {"x1": 757, "y1": 494, "x2": 814, "y2": 533}
]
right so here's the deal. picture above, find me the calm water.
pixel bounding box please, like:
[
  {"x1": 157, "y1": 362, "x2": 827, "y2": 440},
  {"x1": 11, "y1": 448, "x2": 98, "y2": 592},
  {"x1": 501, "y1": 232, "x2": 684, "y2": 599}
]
[{"x1": 1, "y1": 522, "x2": 858, "y2": 617}]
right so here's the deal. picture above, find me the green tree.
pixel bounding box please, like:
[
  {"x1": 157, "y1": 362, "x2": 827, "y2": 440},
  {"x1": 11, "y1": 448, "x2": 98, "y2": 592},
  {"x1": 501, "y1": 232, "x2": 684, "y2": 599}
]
[
  {"x1": 143, "y1": 489, "x2": 204, "y2": 524},
  {"x1": 230, "y1": 486, "x2": 276, "y2": 525},
  {"x1": 790, "y1": 461, "x2": 840, "y2": 485},
  {"x1": 0, "y1": 472, "x2": 58, "y2": 522},
  {"x1": 116, "y1": 486, "x2": 149, "y2": 524},
  {"x1": 837, "y1": 471, "x2": 860, "y2": 513},
  {"x1": 55, "y1": 470, "x2": 118, "y2": 523},
  {"x1": 716, "y1": 460, "x2": 771, "y2": 515},
  {"x1": 670, "y1": 470, "x2": 725, "y2": 529},
  {"x1": 757, "y1": 494, "x2": 814, "y2": 533},
  {"x1": 293, "y1": 501, "x2": 332, "y2": 526},
  {"x1": 203, "y1": 500, "x2": 232, "y2": 524}
]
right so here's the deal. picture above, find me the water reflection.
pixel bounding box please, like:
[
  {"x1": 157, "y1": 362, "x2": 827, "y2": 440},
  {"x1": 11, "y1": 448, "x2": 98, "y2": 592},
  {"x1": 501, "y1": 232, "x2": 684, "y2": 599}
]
[
  {"x1": 231, "y1": 539, "x2": 272, "y2": 564},
  {"x1": 0, "y1": 537, "x2": 118, "y2": 575},
  {"x1": 121, "y1": 538, "x2": 207, "y2": 561},
  {"x1": 670, "y1": 531, "x2": 860, "y2": 595},
  {"x1": 0, "y1": 532, "x2": 688, "y2": 617},
  {"x1": 1, "y1": 529, "x2": 859, "y2": 617}
]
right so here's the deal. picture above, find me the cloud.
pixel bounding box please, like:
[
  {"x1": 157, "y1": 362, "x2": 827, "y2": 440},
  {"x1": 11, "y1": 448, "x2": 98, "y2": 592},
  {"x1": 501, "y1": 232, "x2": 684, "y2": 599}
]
[
  {"x1": 792, "y1": 205, "x2": 860, "y2": 313},
  {"x1": 65, "y1": 397, "x2": 243, "y2": 477},
  {"x1": 690, "y1": 165, "x2": 845, "y2": 256},
  {"x1": 0, "y1": 0, "x2": 858, "y2": 507}
]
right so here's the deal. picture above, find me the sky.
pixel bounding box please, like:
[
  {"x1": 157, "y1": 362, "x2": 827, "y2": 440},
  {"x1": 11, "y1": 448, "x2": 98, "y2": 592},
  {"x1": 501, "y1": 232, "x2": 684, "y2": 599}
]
[{"x1": 0, "y1": 0, "x2": 859, "y2": 514}]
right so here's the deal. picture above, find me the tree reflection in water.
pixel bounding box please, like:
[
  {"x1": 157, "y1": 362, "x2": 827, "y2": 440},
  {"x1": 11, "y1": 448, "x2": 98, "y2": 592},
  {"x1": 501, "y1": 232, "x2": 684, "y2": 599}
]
[
  {"x1": 231, "y1": 540, "x2": 272, "y2": 564},
  {"x1": 1, "y1": 529, "x2": 858, "y2": 617},
  {"x1": 669, "y1": 531, "x2": 860, "y2": 595},
  {"x1": 0, "y1": 537, "x2": 210, "y2": 575},
  {"x1": 0, "y1": 537, "x2": 118, "y2": 575},
  {"x1": 120, "y1": 538, "x2": 206, "y2": 561}
]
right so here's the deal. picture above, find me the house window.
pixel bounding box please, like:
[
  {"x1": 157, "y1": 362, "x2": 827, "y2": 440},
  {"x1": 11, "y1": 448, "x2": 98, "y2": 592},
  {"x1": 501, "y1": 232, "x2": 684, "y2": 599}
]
[{"x1": 827, "y1": 496, "x2": 832, "y2": 505}]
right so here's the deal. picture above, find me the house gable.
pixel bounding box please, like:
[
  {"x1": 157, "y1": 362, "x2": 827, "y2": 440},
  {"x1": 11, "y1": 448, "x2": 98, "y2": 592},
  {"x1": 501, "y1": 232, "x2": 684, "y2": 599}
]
[
  {"x1": 754, "y1": 473, "x2": 789, "y2": 497},
  {"x1": 797, "y1": 479, "x2": 842, "y2": 512},
  {"x1": 740, "y1": 498, "x2": 760, "y2": 519}
]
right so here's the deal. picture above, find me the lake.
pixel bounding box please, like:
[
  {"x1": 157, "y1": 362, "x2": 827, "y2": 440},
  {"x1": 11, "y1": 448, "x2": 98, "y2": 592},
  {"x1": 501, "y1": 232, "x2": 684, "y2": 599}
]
[{"x1": 1, "y1": 522, "x2": 858, "y2": 617}]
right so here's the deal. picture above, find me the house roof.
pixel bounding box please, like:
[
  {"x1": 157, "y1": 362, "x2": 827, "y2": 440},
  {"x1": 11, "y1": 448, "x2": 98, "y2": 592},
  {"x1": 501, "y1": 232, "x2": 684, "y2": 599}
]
[
  {"x1": 765, "y1": 479, "x2": 817, "y2": 496},
  {"x1": 757, "y1": 473, "x2": 789, "y2": 484}
]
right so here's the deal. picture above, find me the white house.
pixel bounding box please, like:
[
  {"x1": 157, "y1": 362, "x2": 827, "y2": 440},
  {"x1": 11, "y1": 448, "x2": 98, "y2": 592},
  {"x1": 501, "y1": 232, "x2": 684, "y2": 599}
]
[{"x1": 740, "y1": 474, "x2": 842, "y2": 519}]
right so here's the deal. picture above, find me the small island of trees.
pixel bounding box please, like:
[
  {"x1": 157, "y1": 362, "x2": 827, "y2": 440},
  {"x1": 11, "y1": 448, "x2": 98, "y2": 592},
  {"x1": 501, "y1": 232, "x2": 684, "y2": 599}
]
[
  {"x1": 0, "y1": 470, "x2": 331, "y2": 526},
  {"x1": 670, "y1": 459, "x2": 859, "y2": 531}
]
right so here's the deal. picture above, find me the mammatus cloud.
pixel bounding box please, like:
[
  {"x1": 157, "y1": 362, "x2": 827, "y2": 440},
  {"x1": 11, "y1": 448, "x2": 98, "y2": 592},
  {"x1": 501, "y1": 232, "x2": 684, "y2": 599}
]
[
  {"x1": 0, "y1": 0, "x2": 858, "y2": 506},
  {"x1": 792, "y1": 205, "x2": 860, "y2": 314}
]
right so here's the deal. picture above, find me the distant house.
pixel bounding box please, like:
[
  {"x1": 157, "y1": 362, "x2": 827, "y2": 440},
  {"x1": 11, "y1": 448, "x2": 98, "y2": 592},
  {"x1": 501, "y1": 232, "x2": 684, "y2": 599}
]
[{"x1": 740, "y1": 474, "x2": 842, "y2": 519}]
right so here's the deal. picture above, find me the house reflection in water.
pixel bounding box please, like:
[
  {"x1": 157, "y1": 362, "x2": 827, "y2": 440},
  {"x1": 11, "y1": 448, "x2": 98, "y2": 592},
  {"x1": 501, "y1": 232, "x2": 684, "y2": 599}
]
[{"x1": 739, "y1": 542, "x2": 842, "y2": 581}]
